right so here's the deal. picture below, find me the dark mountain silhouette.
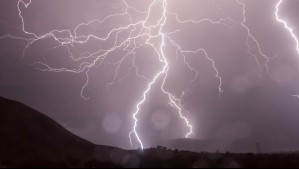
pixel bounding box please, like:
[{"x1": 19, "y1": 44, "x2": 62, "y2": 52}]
[
  {"x1": 0, "y1": 96, "x2": 130, "y2": 167},
  {"x1": 0, "y1": 96, "x2": 96, "y2": 167},
  {"x1": 0, "y1": 96, "x2": 136, "y2": 167}
]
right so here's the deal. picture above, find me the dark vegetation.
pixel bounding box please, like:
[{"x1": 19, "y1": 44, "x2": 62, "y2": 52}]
[{"x1": 1, "y1": 96, "x2": 299, "y2": 168}]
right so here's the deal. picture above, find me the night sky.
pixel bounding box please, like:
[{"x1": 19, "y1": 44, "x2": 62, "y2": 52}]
[{"x1": 1, "y1": 0, "x2": 299, "y2": 151}]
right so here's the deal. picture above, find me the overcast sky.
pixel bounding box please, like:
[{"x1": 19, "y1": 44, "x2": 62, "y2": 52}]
[{"x1": 1, "y1": 0, "x2": 299, "y2": 151}]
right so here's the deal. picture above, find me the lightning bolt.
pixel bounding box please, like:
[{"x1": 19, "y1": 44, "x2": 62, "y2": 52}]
[
  {"x1": 293, "y1": 95, "x2": 299, "y2": 98},
  {"x1": 8, "y1": 0, "x2": 202, "y2": 149},
  {"x1": 275, "y1": 0, "x2": 299, "y2": 97},
  {"x1": 129, "y1": 0, "x2": 233, "y2": 148},
  {"x1": 236, "y1": 0, "x2": 272, "y2": 77},
  {"x1": 275, "y1": 0, "x2": 299, "y2": 55},
  {"x1": 1, "y1": 0, "x2": 290, "y2": 149}
]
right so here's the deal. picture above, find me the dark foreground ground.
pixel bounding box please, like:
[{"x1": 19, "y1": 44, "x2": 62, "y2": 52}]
[
  {"x1": 3, "y1": 148, "x2": 299, "y2": 168},
  {"x1": 91, "y1": 148, "x2": 299, "y2": 168}
]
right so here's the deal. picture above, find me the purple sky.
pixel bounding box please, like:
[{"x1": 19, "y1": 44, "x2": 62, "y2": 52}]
[{"x1": 1, "y1": 0, "x2": 299, "y2": 151}]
